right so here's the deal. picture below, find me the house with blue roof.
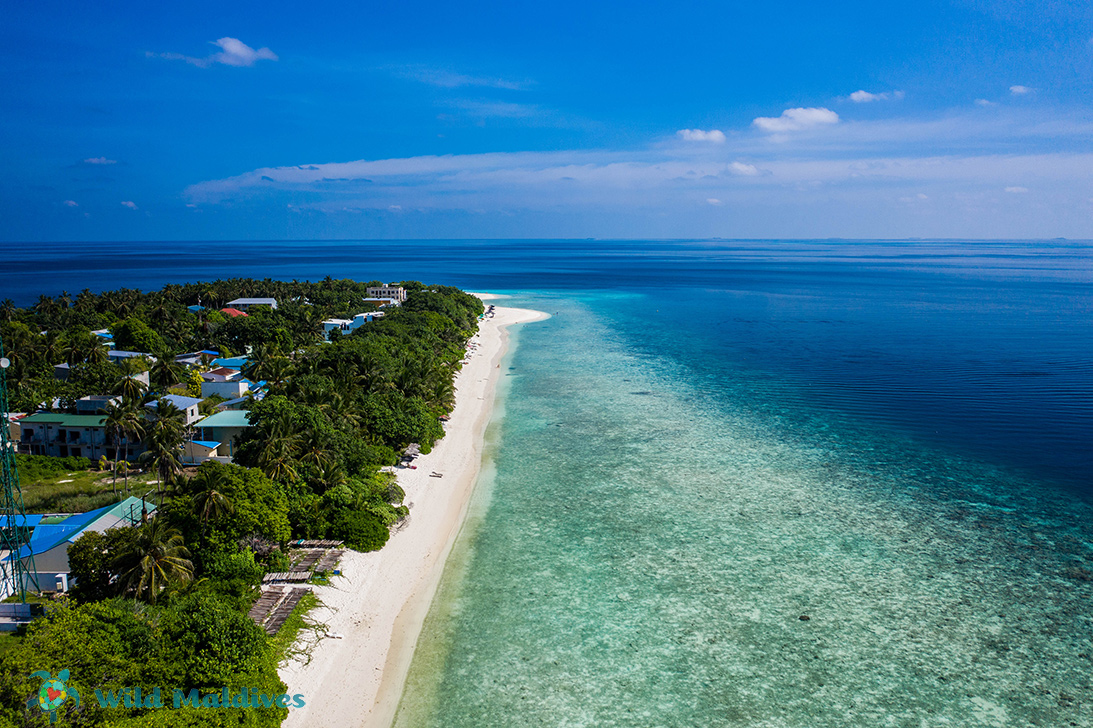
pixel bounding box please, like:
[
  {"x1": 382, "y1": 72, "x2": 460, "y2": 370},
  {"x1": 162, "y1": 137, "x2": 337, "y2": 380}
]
[
  {"x1": 1, "y1": 496, "x2": 155, "y2": 601},
  {"x1": 145, "y1": 394, "x2": 203, "y2": 426},
  {"x1": 210, "y1": 356, "x2": 248, "y2": 369}
]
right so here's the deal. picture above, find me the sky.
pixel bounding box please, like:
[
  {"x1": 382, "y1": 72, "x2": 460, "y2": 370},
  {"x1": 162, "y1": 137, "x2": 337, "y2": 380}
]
[{"x1": 2, "y1": 0, "x2": 1093, "y2": 241}]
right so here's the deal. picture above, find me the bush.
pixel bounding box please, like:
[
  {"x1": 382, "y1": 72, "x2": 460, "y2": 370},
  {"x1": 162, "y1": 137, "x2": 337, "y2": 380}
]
[
  {"x1": 330, "y1": 509, "x2": 389, "y2": 551},
  {"x1": 14, "y1": 453, "x2": 93, "y2": 481}
]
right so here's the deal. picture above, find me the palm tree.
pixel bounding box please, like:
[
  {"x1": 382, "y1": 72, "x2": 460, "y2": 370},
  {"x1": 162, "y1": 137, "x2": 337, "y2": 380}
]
[
  {"x1": 298, "y1": 429, "x2": 333, "y2": 471},
  {"x1": 114, "y1": 371, "x2": 148, "y2": 401},
  {"x1": 140, "y1": 399, "x2": 186, "y2": 494},
  {"x1": 191, "y1": 471, "x2": 235, "y2": 535},
  {"x1": 108, "y1": 398, "x2": 146, "y2": 492},
  {"x1": 86, "y1": 342, "x2": 109, "y2": 365},
  {"x1": 111, "y1": 518, "x2": 193, "y2": 604},
  {"x1": 73, "y1": 289, "x2": 96, "y2": 313},
  {"x1": 104, "y1": 402, "x2": 127, "y2": 496},
  {"x1": 63, "y1": 330, "x2": 97, "y2": 366},
  {"x1": 149, "y1": 352, "x2": 184, "y2": 392},
  {"x1": 258, "y1": 356, "x2": 293, "y2": 389},
  {"x1": 34, "y1": 294, "x2": 57, "y2": 319},
  {"x1": 257, "y1": 436, "x2": 299, "y2": 482}
]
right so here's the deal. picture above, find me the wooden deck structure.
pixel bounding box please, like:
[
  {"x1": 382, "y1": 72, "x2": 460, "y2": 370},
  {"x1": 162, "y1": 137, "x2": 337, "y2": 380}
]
[{"x1": 248, "y1": 585, "x2": 312, "y2": 635}]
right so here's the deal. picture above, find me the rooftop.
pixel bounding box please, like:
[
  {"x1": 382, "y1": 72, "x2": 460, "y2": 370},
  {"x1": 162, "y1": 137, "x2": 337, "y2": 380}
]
[
  {"x1": 196, "y1": 410, "x2": 253, "y2": 428},
  {"x1": 146, "y1": 394, "x2": 203, "y2": 409},
  {"x1": 5, "y1": 496, "x2": 156, "y2": 560},
  {"x1": 21, "y1": 413, "x2": 108, "y2": 427}
]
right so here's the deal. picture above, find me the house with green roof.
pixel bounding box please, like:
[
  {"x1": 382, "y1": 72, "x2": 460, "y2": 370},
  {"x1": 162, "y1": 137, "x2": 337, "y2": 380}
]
[
  {"x1": 194, "y1": 409, "x2": 253, "y2": 462},
  {"x1": 17, "y1": 412, "x2": 138, "y2": 460}
]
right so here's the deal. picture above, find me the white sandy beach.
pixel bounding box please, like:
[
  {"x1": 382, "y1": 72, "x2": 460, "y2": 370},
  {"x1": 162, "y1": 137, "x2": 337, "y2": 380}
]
[{"x1": 280, "y1": 299, "x2": 547, "y2": 728}]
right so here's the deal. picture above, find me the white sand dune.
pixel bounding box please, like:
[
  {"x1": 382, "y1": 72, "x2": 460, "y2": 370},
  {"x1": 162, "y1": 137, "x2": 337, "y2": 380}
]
[{"x1": 280, "y1": 302, "x2": 548, "y2": 728}]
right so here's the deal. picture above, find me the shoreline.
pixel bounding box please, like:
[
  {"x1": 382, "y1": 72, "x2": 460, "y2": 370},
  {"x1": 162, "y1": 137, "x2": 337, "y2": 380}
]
[{"x1": 280, "y1": 300, "x2": 548, "y2": 728}]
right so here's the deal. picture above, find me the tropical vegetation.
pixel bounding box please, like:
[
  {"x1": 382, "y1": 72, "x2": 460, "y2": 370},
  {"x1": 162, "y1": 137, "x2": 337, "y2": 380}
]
[{"x1": 0, "y1": 278, "x2": 483, "y2": 726}]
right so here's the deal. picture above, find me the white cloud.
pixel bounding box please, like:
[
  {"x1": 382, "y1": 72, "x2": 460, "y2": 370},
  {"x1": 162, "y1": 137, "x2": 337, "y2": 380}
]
[
  {"x1": 449, "y1": 100, "x2": 540, "y2": 118},
  {"x1": 850, "y1": 90, "x2": 880, "y2": 102},
  {"x1": 728, "y1": 161, "x2": 760, "y2": 176},
  {"x1": 1004, "y1": 186, "x2": 1028, "y2": 193},
  {"x1": 82, "y1": 156, "x2": 116, "y2": 165},
  {"x1": 63, "y1": 200, "x2": 78, "y2": 207},
  {"x1": 404, "y1": 67, "x2": 528, "y2": 90},
  {"x1": 121, "y1": 201, "x2": 138, "y2": 209},
  {"x1": 1009, "y1": 85, "x2": 1032, "y2": 95},
  {"x1": 850, "y1": 90, "x2": 905, "y2": 103},
  {"x1": 388, "y1": 205, "x2": 402, "y2": 212},
  {"x1": 975, "y1": 98, "x2": 996, "y2": 106},
  {"x1": 706, "y1": 198, "x2": 723, "y2": 206},
  {"x1": 150, "y1": 37, "x2": 277, "y2": 68},
  {"x1": 212, "y1": 37, "x2": 278, "y2": 67},
  {"x1": 677, "y1": 129, "x2": 726, "y2": 143},
  {"x1": 753, "y1": 107, "x2": 839, "y2": 133}
]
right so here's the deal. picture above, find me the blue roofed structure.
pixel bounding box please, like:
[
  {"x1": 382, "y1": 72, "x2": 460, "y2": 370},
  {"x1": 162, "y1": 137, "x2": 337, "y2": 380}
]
[
  {"x1": 1, "y1": 496, "x2": 154, "y2": 599},
  {"x1": 210, "y1": 356, "x2": 248, "y2": 369}
]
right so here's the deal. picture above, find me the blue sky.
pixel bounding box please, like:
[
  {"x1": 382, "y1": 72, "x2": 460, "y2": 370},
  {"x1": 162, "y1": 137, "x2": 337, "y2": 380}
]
[{"x1": 3, "y1": 0, "x2": 1092, "y2": 240}]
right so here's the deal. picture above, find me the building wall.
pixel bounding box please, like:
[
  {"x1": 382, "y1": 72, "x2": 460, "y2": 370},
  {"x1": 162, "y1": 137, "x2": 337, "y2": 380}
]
[
  {"x1": 201, "y1": 426, "x2": 249, "y2": 460},
  {"x1": 367, "y1": 286, "x2": 407, "y2": 302},
  {"x1": 201, "y1": 380, "x2": 249, "y2": 399},
  {"x1": 19, "y1": 423, "x2": 116, "y2": 460}
]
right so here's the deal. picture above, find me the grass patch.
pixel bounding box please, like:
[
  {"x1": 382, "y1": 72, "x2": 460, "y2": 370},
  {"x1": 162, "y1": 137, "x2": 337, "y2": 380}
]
[
  {"x1": 271, "y1": 592, "x2": 325, "y2": 666},
  {"x1": 18, "y1": 467, "x2": 165, "y2": 513},
  {"x1": 0, "y1": 633, "x2": 24, "y2": 658}
]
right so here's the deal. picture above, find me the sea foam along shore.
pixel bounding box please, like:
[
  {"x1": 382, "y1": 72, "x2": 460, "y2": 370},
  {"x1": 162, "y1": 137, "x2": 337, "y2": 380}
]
[{"x1": 280, "y1": 296, "x2": 548, "y2": 728}]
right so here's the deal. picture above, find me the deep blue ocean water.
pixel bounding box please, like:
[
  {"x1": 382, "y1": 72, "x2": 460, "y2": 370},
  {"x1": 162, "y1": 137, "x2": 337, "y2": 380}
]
[
  {"x1": 4, "y1": 239, "x2": 1093, "y2": 724},
  {"x1": 5, "y1": 239, "x2": 1091, "y2": 493}
]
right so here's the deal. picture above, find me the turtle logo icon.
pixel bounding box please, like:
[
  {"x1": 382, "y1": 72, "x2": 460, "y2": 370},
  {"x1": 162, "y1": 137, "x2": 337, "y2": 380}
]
[{"x1": 27, "y1": 670, "x2": 80, "y2": 724}]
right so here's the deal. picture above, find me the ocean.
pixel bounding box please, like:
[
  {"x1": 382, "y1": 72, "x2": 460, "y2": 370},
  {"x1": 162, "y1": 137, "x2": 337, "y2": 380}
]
[{"x1": 5, "y1": 239, "x2": 1093, "y2": 725}]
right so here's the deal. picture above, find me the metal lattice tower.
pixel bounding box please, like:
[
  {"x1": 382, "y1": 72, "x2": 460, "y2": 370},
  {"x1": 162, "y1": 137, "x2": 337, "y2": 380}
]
[{"x1": 0, "y1": 337, "x2": 39, "y2": 602}]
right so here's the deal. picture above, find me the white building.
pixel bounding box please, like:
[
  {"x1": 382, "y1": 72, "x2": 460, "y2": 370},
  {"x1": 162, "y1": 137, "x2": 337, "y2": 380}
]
[
  {"x1": 226, "y1": 297, "x2": 278, "y2": 311},
  {"x1": 321, "y1": 311, "x2": 385, "y2": 340},
  {"x1": 366, "y1": 284, "x2": 406, "y2": 303}
]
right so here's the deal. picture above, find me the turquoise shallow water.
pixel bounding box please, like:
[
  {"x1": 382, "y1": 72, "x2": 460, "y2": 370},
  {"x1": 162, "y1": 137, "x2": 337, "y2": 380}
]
[{"x1": 395, "y1": 291, "x2": 1093, "y2": 728}]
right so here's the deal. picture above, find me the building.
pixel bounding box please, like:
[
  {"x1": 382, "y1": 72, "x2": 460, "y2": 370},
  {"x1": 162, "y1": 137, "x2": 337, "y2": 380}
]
[
  {"x1": 219, "y1": 307, "x2": 248, "y2": 318},
  {"x1": 0, "y1": 497, "x2": 156, "y2": 601},
  {"x1": 17, "y1": 413, "x2": 115, "y2": 459},
  {"x1": 366, "y1": 285, "x2": 406, "y2": 303},
  {"x1": 107, "y1": 350, "x2": 155, "y2": 365},
  {"x1": 182, "y1": 440, "x2": 223, "y2": 465},
  {"x1": 201, "y1": 367, "x2": 240, "y2": 383},
  {"x1": 209, "y1": 356, "x2": 248, "y2": 370},
  {"x1": 200, "y1": 366, "x2": 248, "y2": 398},
  {"x1": 194, "y1": 410, "x2": 253, "y2": 461},
  {"x1": 320, "y1": 311, "x2": 384, "y2": 340},
  {"x1": 74, "y1": 395, "x2": 119, "y2": 415},
  {"x1": 145, "y1": 394, "x2": 203, "y2": 426},
  {"x1": 174, "y1": 350, "x2": 220, "y2": 369},
  {"x1": 226, "y1": 297, "x2": 278, "y2": 311},
  {"x1": 54, "y1": 353, "x2": 153, "y2": 382},
  {"x1": 362, "y1": 298, "x2": 398, "y2": 308}
]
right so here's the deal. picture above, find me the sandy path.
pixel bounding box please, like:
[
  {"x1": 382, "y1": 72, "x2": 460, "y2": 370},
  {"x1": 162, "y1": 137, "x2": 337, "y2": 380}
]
[{"x1": 280, "y1": 301, "x2": 547, "y2": 728}]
